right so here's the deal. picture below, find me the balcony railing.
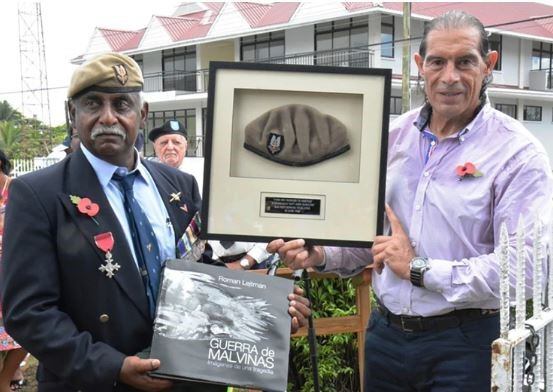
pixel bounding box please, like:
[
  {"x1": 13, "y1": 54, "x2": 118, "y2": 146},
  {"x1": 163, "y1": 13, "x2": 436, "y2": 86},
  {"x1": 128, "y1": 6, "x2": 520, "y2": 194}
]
[
  {"x1": 142, "y1": 47, "x2": 374, "y2": 95},
  {"x1": 143, "y1": 70, "x2": 209, "y2": 93},
  {"x1": 250, "y1": 45, "x2": 374, "y2": 68}
]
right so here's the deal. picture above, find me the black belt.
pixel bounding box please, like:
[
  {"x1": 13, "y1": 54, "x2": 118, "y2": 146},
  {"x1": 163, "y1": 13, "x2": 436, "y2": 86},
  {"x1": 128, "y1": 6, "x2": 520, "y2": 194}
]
[{"x1": 376, "y1": 302, "x2": 499, "y2": 333}]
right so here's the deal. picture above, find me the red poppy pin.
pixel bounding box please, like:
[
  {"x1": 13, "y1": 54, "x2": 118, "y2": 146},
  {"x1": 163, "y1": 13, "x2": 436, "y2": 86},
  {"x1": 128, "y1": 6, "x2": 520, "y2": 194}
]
[
  {"x1": 70, "y1": 195, "x2": 100, "y2": 225},
  {"x1": 455, "y1": 162, "x2": 483, "y2": 180}
]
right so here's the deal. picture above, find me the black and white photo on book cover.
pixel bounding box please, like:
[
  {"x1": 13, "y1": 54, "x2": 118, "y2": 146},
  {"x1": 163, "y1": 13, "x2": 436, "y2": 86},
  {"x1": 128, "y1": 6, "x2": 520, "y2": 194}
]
[{"x1": 150, "y1": 259, "x2": 294, "y2": 392}]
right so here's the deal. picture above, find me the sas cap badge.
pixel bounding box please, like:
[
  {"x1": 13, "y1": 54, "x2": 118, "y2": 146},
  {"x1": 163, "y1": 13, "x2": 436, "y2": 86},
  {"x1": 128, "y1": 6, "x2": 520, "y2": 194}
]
[
  {"x1": 113, "y1": 64, "x2": 128, "y2": 85},
  {"x1": 267, "y1": 132, "x2": 283, "y2": 155}
]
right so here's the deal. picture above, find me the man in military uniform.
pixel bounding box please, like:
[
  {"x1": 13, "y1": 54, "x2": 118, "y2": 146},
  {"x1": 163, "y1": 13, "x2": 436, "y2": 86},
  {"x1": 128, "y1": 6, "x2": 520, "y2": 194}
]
[{"x1": 2, "y1": 52, "x2": 309, "y2": 391}]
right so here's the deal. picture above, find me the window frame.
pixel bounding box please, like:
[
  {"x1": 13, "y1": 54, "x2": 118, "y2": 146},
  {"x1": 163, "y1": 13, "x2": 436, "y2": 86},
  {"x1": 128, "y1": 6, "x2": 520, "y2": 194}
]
[
  {"x1": 495, "y1": 103, "x2": 517, "y2": 119},
  {"x1": 240, "y1": 31, "x2": 285, "y2": 62},
  {"x1": 523, "y1": 105, "x2": 542, "y2": 122},
  {"x1": 161, "y1": 47, "x2": 197, "y2": 91},
  {"x1": 532, "y1": 41, "x2": 553, "y2": 71},
  {"x1": 314, "y1": 16, "x2": 369, "y2": 67}
]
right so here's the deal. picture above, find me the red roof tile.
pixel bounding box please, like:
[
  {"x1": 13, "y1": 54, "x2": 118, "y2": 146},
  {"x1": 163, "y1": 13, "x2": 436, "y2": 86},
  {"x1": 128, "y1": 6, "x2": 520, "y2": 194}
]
[
  {"x1": 99, "y1": 28, "x2": 145, "y2": 51},
  {"x1": 343, "y1": 2, "x2": 374, "y2": 12},
  {"x1": 156, "y1": 16, "x2": 211, "y2": 41},
  {"x1": 234, "y1": 2, "x2": 299, "y2": 28},
  {"x1": 383, "y1": 2, "x2": 553, "y2": 39},
  {"x1": 177, "y1": 2, "x2": 224, "y2": 23},
  {"x1": 157, "y1": 3, "x2": 224, "y2": 42}
]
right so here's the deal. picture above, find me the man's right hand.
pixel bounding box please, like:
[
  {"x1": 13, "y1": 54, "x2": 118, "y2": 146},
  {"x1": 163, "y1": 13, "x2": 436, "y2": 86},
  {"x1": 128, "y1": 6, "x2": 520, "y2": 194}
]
[
  {"x1": 119, "y1": 356, "x2": 173, "y2": 391},
  {"x1": 266, "y1": 239, "x2": 325, "y2": 270}
]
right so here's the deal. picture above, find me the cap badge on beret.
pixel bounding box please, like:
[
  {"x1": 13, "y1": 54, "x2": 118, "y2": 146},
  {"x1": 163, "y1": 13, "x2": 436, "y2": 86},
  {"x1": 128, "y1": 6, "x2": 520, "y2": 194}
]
[
  {"x1": 170, "y1": 121, "x2": 180, "y2": 131},
  {"x1": 267, "y1": 133, "x2": 283, "y2": 155},
  {"x1": 113, "y1": 64, "x2": 128, "y2": 85},
  {"x1": 244, "y1": 104, "x2": 350, "y2": 167}
]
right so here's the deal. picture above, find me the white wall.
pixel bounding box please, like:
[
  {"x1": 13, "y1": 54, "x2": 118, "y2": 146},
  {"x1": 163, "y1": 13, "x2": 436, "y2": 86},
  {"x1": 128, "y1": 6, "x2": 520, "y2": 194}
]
[
  {"x1": 495, "y1": 35, "x2": 520, "y2": 86},
  {"x1": 179, "y1": 157, "x2": 205, "y2": 195},
  {"x1": 519, "y1": 39, "x2": 534, "y2": 88}
]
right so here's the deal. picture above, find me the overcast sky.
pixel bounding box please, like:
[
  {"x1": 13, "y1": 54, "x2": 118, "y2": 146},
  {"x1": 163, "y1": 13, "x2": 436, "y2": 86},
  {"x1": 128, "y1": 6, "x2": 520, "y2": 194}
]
[{"x1": 0, "y1": 0, "x2": 176, "y2": 126}]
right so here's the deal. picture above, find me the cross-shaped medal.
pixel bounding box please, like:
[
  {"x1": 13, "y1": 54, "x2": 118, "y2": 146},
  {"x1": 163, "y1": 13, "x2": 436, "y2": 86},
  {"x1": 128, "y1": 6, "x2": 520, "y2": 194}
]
[{"x1": 98, "y1": 251, "x2": 121, "y2": 278}]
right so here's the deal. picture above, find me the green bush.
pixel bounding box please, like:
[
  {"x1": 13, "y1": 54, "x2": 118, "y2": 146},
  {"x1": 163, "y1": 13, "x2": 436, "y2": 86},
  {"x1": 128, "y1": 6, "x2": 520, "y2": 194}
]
[{"x1": 288, "y1": 277, "x2": 363, "y2": 392}]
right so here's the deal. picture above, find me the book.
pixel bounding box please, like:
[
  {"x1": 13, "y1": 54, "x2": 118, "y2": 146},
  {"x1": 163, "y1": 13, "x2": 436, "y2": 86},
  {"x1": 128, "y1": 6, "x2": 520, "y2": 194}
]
[{"x1": 150, "y1": 259, "x2": 294, "y2": 392}]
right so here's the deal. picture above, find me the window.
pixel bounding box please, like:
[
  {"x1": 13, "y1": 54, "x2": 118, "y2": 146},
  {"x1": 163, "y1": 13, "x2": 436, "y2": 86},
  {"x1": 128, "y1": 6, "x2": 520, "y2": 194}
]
[
  {"x1": 315, "y1": 16, "x2": 369, "y2": 67},
  {"x1": 162, "y1": 47, "x2": 197, "y2": 91},
  {"x1": 523, "y1": 105, "x2": 542, "y2": 122},
  {"x1": 381, "y1": 15, "x2": 395, "y2": 58},
  {"x1": 489, "y1": 34, "x2": 502, "y2": 71},
  {"x1": 495, "y1": 103, "x2": 517, "y2": 119},
  {"x1": 241, "y1": 31, "x2": 285, "y2": 62},
  {"x1": 532, "y1": 41, "x2": 552, "y2": 71},
  {"x1": 390, "y1": 96, "x2": 402, "y2": 115},
  {"x1": 147, "y1": 109, "x2": 197, "y2": 156}
]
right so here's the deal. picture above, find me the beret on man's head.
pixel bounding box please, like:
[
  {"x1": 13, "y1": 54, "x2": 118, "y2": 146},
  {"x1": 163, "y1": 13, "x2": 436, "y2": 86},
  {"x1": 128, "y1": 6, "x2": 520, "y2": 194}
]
[
  {"x1": 148, "y1": 120, "x2": 188, "y2": 142},
  {"x1": 68, "y1": 52, "x2": 143, "y2": 99},
  {"x1": 244, "y1": 104, "x2": 350, "y2": 167}
]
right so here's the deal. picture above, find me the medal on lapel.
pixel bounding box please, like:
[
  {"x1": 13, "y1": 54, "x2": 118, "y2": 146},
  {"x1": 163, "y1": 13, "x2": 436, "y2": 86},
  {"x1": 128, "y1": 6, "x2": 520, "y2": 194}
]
[
  {"x1": 169, "y1": 192, "x2": 181, "y2": 203},
  {"x1": 94, "y1": 232, "x2": 120, "y2": 278}
]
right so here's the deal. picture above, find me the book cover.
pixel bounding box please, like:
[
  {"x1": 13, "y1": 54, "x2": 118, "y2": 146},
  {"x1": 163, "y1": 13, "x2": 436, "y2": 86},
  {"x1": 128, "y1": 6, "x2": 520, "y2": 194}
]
[{"x1": 150, "y1": 259, "x2": 294, "y2": 392}]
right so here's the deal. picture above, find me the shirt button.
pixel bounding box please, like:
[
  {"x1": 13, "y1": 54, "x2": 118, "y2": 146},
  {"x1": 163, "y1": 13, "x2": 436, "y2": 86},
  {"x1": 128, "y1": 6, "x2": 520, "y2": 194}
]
[
  {"x1": 423, "y1": 171, "x2": 430, "y2": 177},
  {"x1": 411, "y1": 241, "x2": 417, "y2": 247},
  {"x1": 415, "y1": 204, "x2": 421, "y2": 211},
  {"x1": 402, "y1": 307, "x2": 409, "y2": 314},
  {"x1": 430, "y1": 141, "x2": 436, "y2": 146},
  {"x1": 459, "y1": 136, "x2": 465, "y2": 142},
  {"x1": 99, "y1": 314, "x2": 110, "y2": 323}
]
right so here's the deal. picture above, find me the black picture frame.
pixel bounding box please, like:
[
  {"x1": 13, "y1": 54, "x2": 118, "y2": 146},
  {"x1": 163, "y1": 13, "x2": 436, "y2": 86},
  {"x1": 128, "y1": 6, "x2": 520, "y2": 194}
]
[{"x1": 201, "y1": 61, "x2": 390, "y2": 248}]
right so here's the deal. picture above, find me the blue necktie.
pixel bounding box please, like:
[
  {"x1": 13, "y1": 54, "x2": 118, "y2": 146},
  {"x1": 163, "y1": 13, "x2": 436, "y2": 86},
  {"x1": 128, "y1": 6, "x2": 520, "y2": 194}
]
[{"x1": 113, "y1": 170, "x2": 161, "y2": 319}]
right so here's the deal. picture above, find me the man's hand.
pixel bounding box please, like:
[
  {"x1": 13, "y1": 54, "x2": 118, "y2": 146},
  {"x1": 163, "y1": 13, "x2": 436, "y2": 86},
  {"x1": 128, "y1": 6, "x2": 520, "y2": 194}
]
[
  {"x1": 288, "y1": 286, "x2": 311, "y2": 334},
  {"x1": 266, "y1": 239, "x2": 325, "y2": 270},
  {"x1": 372, "y1": 205, "x2": 415, "y2": 280},
  {"x1": 118, "y1": 356, "x2": 173, "y2": 391}
]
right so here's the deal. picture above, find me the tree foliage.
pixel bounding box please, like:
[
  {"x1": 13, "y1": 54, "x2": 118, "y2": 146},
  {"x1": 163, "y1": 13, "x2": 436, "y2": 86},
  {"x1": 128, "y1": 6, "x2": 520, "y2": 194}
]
[
  {"x1": 0, "y1": 101, "x2": 66, "y2": 159},
  {"x1": 0, "y1": 100, "x2": 22, "y2": 122},
  {"x1": 288, "y1": 277, "x2": 363, "y2": 392}
]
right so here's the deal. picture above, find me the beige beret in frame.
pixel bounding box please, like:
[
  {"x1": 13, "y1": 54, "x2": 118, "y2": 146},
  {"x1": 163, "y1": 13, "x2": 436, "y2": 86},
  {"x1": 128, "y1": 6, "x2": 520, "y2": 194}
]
[{"x1": 243, "y1": 104, "x2": 350, "y2": 167}]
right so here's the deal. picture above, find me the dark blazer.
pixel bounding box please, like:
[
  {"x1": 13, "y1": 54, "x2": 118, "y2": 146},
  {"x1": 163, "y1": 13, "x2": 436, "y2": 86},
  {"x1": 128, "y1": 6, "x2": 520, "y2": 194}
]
[{"x1": 1, "y1": 149, "x2": 223, "y2": 391}]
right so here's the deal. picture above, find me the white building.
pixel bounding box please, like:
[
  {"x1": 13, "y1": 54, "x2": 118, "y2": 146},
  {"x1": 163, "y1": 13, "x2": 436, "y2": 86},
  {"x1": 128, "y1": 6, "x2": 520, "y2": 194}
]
[{"x1": 74, "y1": 2, "x2": 553, "y2": 160}]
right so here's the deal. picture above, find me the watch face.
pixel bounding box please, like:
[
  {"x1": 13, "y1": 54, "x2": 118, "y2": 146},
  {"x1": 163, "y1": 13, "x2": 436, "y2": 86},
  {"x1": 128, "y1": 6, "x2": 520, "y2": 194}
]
[
  {"x1": 412, "y1": 258, "x2": 426, "y2": 268},
  {"x1": 240, "y1": 259, "x2": 250, "y2": 268}
]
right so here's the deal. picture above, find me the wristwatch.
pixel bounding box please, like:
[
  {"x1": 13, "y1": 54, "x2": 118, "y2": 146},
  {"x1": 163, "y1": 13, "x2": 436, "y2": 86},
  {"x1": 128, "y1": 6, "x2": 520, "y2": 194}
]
[
  {"x1": 410, "y1": 257, "x2": 430, "y2": 287},
  {"x1": 239, "y1": 258, "x2": 253, "y2": 270}
]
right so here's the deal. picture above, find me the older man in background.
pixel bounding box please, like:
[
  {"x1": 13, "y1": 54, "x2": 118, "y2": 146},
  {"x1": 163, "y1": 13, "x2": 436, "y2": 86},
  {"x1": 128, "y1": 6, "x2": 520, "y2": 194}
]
[{"x1": 149, "y1": 120, "x2": 188, "y2": 169}]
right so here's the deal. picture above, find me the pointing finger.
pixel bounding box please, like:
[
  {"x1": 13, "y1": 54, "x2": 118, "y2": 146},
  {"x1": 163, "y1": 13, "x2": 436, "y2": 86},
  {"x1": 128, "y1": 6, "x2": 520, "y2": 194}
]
[{"x1": 385, "y1": 204, "x2": 405, "y2": 236}]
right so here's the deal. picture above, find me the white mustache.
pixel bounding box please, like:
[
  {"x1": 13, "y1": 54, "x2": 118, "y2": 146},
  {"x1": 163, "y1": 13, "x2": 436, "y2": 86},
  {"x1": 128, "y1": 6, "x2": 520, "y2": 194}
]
[{"x1": 90, "y1": 125, "x2": 127, "y2": 141}]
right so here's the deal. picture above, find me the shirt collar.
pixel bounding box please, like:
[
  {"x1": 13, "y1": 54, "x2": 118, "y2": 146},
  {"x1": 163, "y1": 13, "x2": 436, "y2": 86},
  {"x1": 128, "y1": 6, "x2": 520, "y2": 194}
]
[
  {"x1": 413, "y1": 99, "x2": 490, "y2": 143},
  {"x1": 80, "y1": 144, "x2": 147, "y2": 187}
]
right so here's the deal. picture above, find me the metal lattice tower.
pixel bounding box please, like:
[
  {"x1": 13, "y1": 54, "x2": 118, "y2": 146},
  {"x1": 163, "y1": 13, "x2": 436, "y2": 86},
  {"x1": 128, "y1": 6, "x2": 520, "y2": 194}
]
[{"x1": 18, "y1": 2, "x2": 51, "y2": 127}]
